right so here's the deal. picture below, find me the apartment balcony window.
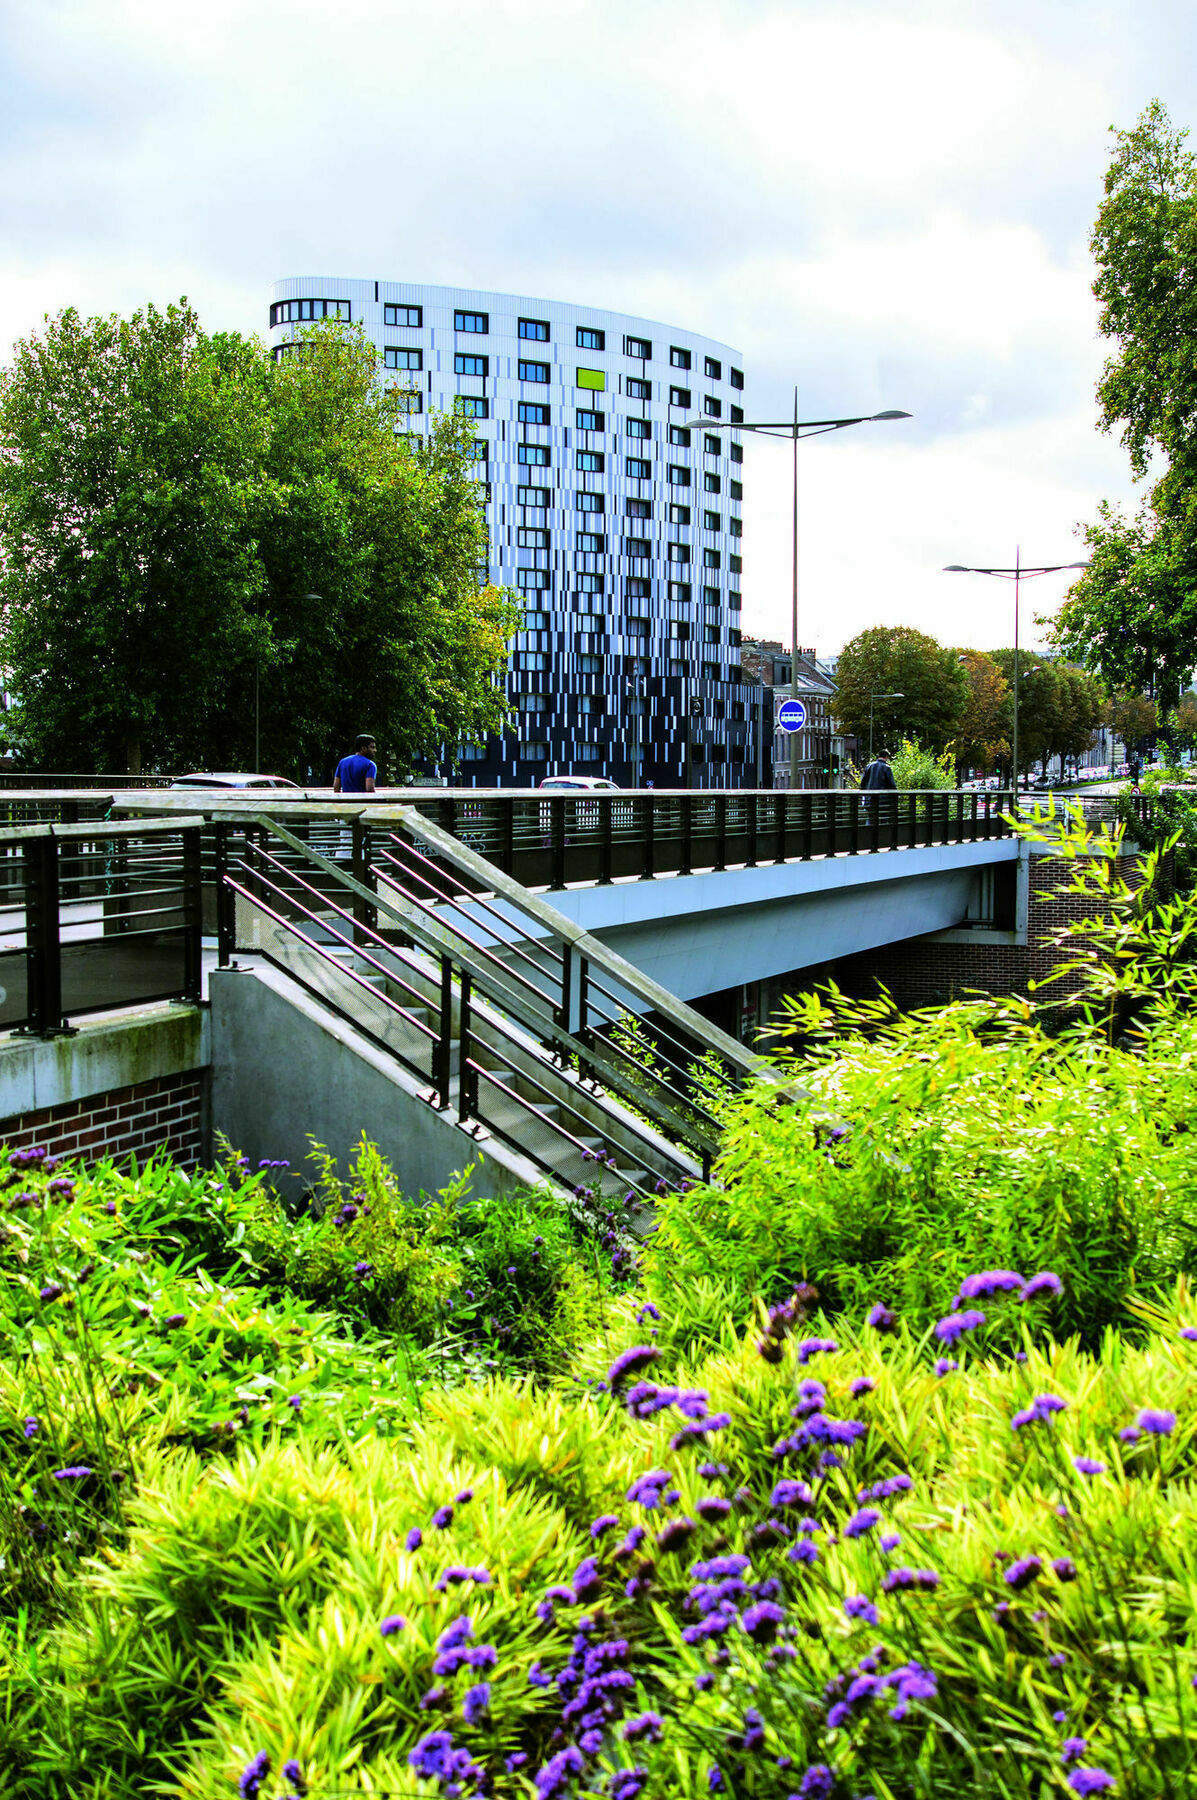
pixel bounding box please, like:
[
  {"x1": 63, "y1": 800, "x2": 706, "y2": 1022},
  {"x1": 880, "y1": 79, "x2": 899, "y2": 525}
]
[
  {"x1": 704, "y1": 433, "x2": 721, "y2": 456},
  {"x1": 384, "y1": 303, "x2": 422, "y2": 327},
  {"x1": 396, "y1": 392, "x2": 422, "y2": 414},
  {"x1": 455, "y1": 353, "x2": 488, "y2": 376},
  {"x1": 519, "y1": 359, "x2": 550, "y2": 383},
  {"x1": 702, "y1": 661, "x2": 719, "y2": 679},
  {"x1": 577, "y1": 450, "x2": 605, "y2": 472},
  {"x1": 518, "y1": 692, "x2": 549, "y2": 714},
  {"x1": 522, "y1": 740, "x2": 549, "y2": 759},
  {"x1": 518, "y1": 484, "x2": 550, "y2": 507},
  {"x1": 624, "y1": 336, "x2": 651, "y2": 359},
  {"x1": 626, "y1": 617, "x2": 650, "y2": 637},
  {"x1": 730, "y1": 479, "x2": 743, "y2": 500},
  {"x1": 270, "y1": 298, "x2": 350, "y2": 325},
  {"x1": 455, "y1": 310, "x2": 488, "y2": 333},
  {"x1": 626, "y1": 377, "x2": 651, "y2": 400},
  {"x1": 730, "y1": 517, "x2": 743, "y2": 537},
  {"x1": 519, "y1": 317, "x2": 550, "y2": 340},
  {"x1": 518, "y1": 444, "x2": 550, "y2": 466},
  {"x1": 667, "y1": 543, "x2": 690, "y2": 565},
  {"x1": 703, "y1": 548, "x2": 721, "y2": 569},
  {"x1": 516, "y1": 568, "x2": 550, "y2": 590},
  {"x1": 667, "y1": 464, "x2": 691, "y2": 487},
  {"x1": 668, "y1": 581, "x2": 692, "y2": 603},
  {"x1": 455, "y1": 396, "x2": 488, "y2": 418},
  {"x1": 576, "y1": 491, "x2": 605, "y2": 512},
  {"x1": 576, "y1": 532, "x2": 606, "y2": 553},
  {"x1": 704, "y1": 396, "x2": 723, "y2": 418},
  {"x1": 669, "y1": 346, "x2": 692, "y2": 369},
  {"x1": 730, "y1": 367, "x2": 744, "y2": 389},
  {"x1": 730, "y1": 443, "x2": 743, "y2": 463},
  {"x1": 576, "y1": 408, "x2": 605, "y2": 431},
  {"x1": 703, "y1": 624, "x2": 719, "y2": 644},
  {"x1": 517, "y1": 651, "x2": 547, "y2": 671},
  {"x1": 729, "y1": 554, "x2": 742, "y2": 574},
  {"x1": 626, "y1": 417, "x2": 651, "y2": 439},
  {"x1": 669, "y1": 386, "x2": 691, "y2": 408},
  {"x1": 669, "y1": 426, "x2": 691, "y2": 447},
  {"x1": 668, "y1": 502, "x2": 691, "y2": 525},
  {"x1": 730, "y1": 405, "x2": 744, "y2": 424},
  {"x1": 670, "y1": 621, "x2": 691, "y2": 642},
  {"x1": 702, "y1": 586, "x2": 720, "y2": 605},
  {"x1": 626, "y1": 456, "x2": 651, "y2": 479},
  {"x1": 705, "y1": 356, "x2": 722, "y2": 379},
  {"x1": 520, "y1": 609, "x2": 548, "y2": 630},
  {"x1": 626, "y1": 497, "x2": 651, "y2": 519},
  {"x1": 704, "y1": 472, "x2": 721, "y2": 494},
  {"x1": 518, "y1": 402, "x2": 550, "y2": 424},
  {"x1": 577, "y1": 326, "x2": 605, "y2": 350},
  {"x1": 384, "y1": 347, "x2": 422, "y2": 369},
  {"x1": 577, "y1": 573, "x2": 605, "y2": 594},
  {"x1": 624, "y1": 535, "x2": 650, "y2": 558},
  {"x1": 626, "y1": 578, "x2": 651, "y2": 600},
  {"x1": 579, "y1": 652, "x2": 602, "y2": 672},
  {"x1": 517, "y1": 528, "x2": 550, "y2": 549}
]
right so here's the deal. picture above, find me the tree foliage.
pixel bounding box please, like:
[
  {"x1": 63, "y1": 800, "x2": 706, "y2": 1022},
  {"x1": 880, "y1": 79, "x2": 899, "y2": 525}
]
[
  {"x1": 831, "y1": 624, "x2": 967, "y2": 754},
  {"x1": 0, "y1": 303, "x2": 518, "y2": 774},
  {"x1": 987, "y1": 651, "x2": 1105, "y2": 776},
  {"x1": 950, "y1": 649, "x2": 1009, "y2": 771},
  {"x1": 1053, "y1": 102, "x2": 1197, "y2": 708}
]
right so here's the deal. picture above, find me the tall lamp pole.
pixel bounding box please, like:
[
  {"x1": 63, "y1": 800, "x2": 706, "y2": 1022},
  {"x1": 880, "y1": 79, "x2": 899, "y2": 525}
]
[{"x1": 943, "y1": 556, "x2": 1086, "y2": 793}]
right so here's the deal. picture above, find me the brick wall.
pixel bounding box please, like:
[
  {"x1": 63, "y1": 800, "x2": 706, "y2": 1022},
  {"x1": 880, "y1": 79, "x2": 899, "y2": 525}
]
[
  {"x1": 837, "y1": 852, "x2": 1164, "y2": 1008},
  {"x1": 0, "y1": 1068, "x2": 207, "y2": 1168}
]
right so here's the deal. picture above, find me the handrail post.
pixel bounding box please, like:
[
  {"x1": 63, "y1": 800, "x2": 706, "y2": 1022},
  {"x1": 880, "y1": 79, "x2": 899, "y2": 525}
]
[
  {"x1": 800, "y1": 791, "x2": 812, "y2": 861},
  {"x1": 679, "y1": 793, "x2": 693, "y2": 876},
  {"x1": 599, "y1": 795, "x2": 613, "y2": 885},
  {"x1": 23, "y1": 835, "x2": 67, "y2": 1037},
  {"x1": 746, "y1": 793, "x2": 758, "y2": 868},
  {"x1": 848, "y1": 790, "x2": 859, "y2": 855},
  {"x1": 551, "y1": 798, "x2": 566, "y2": 890},
  {"x1": 182, "y1": 824, "x2": 203, "y2": 1002},
  {"x1": 715, "y1": 793, "x2": 727, "y2": 872},
  {"x1": 458, "y1": 971, "x2": 475, "y2": 1122},
  {"x1": 642, "y1": 794, "x2": 655, "y2": 879},
  {"x1": 351, "y1": 819, "x2": 377, "y2": 945},
  {"x1": 436, "y1": 955, "x2": 453, "y2": 1109},
  {"x1": 501, "y1": 797, "x2": 515, "y2": 877},
  {"x1": 215, "y1": 821, "x2": 237, "y2": 967}
]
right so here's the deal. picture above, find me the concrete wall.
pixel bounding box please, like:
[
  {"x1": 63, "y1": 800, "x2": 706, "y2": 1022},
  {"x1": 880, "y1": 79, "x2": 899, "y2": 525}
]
[{"x1": 208, "y1": 965, "x2": 560, "y2": 1201}]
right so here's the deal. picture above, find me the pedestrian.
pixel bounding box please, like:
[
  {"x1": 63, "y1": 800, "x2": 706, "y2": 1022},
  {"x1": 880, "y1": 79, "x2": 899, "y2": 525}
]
[
  {"x1": 1128, "y1": 751, "x2": 1142, "y2": 794},
  {"x1": 860, "y1": 748, "x2": 897, "y2": 822},
  {"x1": 332, "y1": 734, "x2": 377, "y2": 859}
]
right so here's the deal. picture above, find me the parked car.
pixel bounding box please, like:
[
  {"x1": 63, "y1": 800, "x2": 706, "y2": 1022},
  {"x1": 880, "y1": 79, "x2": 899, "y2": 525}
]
[
  {"x1": 168, "y1": 772, "x2": 300, "y2": 790},
  {"x1": 538, "y1": 776, "x2": 621, "y2": 791}
]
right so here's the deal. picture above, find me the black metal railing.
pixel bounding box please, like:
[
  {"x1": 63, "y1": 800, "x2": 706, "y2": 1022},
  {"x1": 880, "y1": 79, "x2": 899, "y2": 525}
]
[
  {"x1": 219, "y1": 818, "x2": 711, "y2": 1189},
  {"x1": 0, "y1": 817, "x2": 204, "y2": 1035}
]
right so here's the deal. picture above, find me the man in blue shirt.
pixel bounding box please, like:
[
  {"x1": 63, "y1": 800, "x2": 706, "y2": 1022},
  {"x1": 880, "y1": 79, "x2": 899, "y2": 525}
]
[{"x1": 333, "y1": 735, "x2": 377, "y2": 794}]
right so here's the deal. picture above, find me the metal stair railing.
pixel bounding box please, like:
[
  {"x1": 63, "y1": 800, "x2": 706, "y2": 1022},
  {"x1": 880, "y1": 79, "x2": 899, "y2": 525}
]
[{"x1": 219, "y1": 820, "x2": 708, "y2": 1192}]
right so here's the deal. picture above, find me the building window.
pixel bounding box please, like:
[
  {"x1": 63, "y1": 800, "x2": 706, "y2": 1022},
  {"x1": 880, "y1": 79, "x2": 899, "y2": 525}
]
[
  {"x1": 455, "y1": 353, "x2": 488, "y2": 377},
  {"x1": 626, "y1": 417, "x2": 651, "y2": 439},
  {"x1": 667, "y1": 542, "x2": 690, "y2": 565},
  {"x1": 575, "y1": 742, "x2": 602, "y2": 763},
  {"x1": 668, "y1": 502, "x2": 691, "y2": 525},
  {"x1": 577, "y1": 573, "x2": 605, "y2": 594},
  {"x1": 522, "y1": 740, "x2": 549, "y2": 760},
  {"x1": 626, "y1": 616, "x2": 650, "y2": 637},
  {"x1": 730, "y1": 443, "x2": 743, "y2": 463},
  {"x1": 624, "y1": 335, "x2": 651, "y2": 359},
  {"x1": 521, "y1": 609, "x2": 549, "y2": 630},
  {"x1": 579, "y1": 652, "x2": 602, "y2": 672},
  {"x1": 730, "y1": 367, "x2": 744, "y2": 389},
  {"x1": 384, "y1": 347, "x2": 423, "y2": 369},
  {"x1": 384, "y1": 303, "x2": 422, "y2": 328},
  {"x1": 519, "y1": 401, "x2": 550, "y2": 424},
  {"x1": 625, "y1": 535, "x2": 650, "y2": 557},
  {"x1": 703, "y1": 623, "x2": 719, "y2": 643},
  {"x1": 670, "y1": 620, "x2": 691, "y2": 641},
  {"x1": 516, "y1": 568, "x2": 550, "y2": 590},
  {"x1": 702, "y1": 661, "x2": 719, "y2": 679},
  {"x1": 576, "y1": 491, "x2": 605, "y2": 512},
  {"x1": 669, "y1": 386, "x2": 691, "y2": 409},
  {"x1": 579, "y1": 695, "x2": 604, "y2": 715},
  {"x1": 519, "y1": 317, "x2": 550, "y2": 340},
  {"x1": 704, "y1": 356, "x2": 722, "y2": 379},
  {"x1": 626, "y1": 497, "x2": 651, "y2": 519},
  {"x1": 576, "y1": 408, "x2": 605, "y2": 431},
  {"x1": 705, "y1": 396, "x2": 723, "y2": 419},
  {"x1": 518, "y1": 652, "x2": 548, "y2": 671},
  {"x1": 669, "y1": 425, "x2": 691, "y2": 447},
  {"x1": 670, "y1": 346, "x2": 692, "y2": 369},
  {"x1": 460, "y1": 742, "x2": 488, "y2": 761},
  {"x1": 577, "y1": 326, "x2": 605, "y2": 350},
  {"x1": 519, "y1": 359, "x2": 550, "y2": 384},
  {"x1": 729, "y1": 627, "x2": 742, "y2": 646},
  {"x1": 702, "y1": 585, "x2": 720, "y2": 605},
  {"x1": 667, "y1": 464, "x2": 691, "y2": 487},
  {"x1": 519, "y1": 692, "x2": 549, "y2": 714},
  {"x1": 704, "y1": 473, "x2": 721, "y2": 495},
  {"x1": 576, "y1": 367, "x2": 606, "y2": 391},
  {"x1": 730, "y1": 516, "x2": 743, "y2": 537},
  {"x1": 668, "y1": 580, "x2": 692, "y2": 603},
  {"x1": 518, "y1": 484, "x2": 551, "y2": 507},
  {"x1": 703, "y1": 509, "x2": 721, "y2": 531},
  {"x1": 703, "y1": 547, "x2": 721, "y2": 569},
  {"x1": 624, "y1": 378, "x2": 650, "y2": 402},
  {"x1": 518, "y1": 527, "x2": 550, "y2": 549},
  {"x1": 729, "y1": 554, "x2": 742, "y2": 574},
  {"x1": 577, "y1": 450, "x2": 605, "y2": 472},
  {"x1": 625, "y1": 456, "x2": 651, "y2": 479},
  {"x1": 732, "y1": 701, "x2": 745, "y2": 720},
  {"x1": 730, "y1": 404, "x2": 744, "y2": 424},
  {"x1": 728, "y1": 589, "x2": 742, "y2": 610},
  {"x1": 270, "y1": 298, "x2": 351, "y2": 325},
  {"x1": 518, "y1": 444, "x2": 550, "y2": 466},
  {"x1": 396, "y1": 392, "x2": 423, "y2": 414},
  {"x1": 704, "y1": 433, "x2": 722, "y2": 456},
  {"x1": 709, "y1": 743, "x2": 726, "y2": 765},
  {"x1": 730, "y1": 479, "x2": 743, "y2": 501},
  {"x1": 626, "y1": 578, "x2": 651, "y2": 600},
  {"x1": 577, "y1": 532, "x2": 606, "y2": 553},
  {"x1": 455, "y1": 310, "x2": 488, "y2": 333},
  {"x1": 455, "y1": 395, "x2": 488, "y2": 418}
]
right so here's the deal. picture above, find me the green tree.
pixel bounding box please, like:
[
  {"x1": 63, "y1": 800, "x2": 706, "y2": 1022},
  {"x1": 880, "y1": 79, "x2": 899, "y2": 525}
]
[
  {"x1": 988, "y1": 652, "x2": 1104, "y2": 779},
  {"x1": 1113, "y1": 688, "x2": 1159, "y2": 752},
  {"x1": 0, "y1": 303, "x2": 518, "y2": 775},
  {"x1": 832, "y1": 625, "x2": 967, "y2": 756},
  {"x1": 950, "y1": 649, "x2": 1010, "y2": 773},
  {"x1": 1052, "y1": 102, "x2": 1197, "y2": 708}
]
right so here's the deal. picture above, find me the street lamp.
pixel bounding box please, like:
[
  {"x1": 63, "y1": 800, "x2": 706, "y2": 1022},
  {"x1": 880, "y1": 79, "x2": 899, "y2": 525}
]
[
  {"x1": 868, "y1": 691, "x2": 904, "y2": 762},
  {"x1": 691, "y1": 397, "x2": 910, "y2": 790},
  {"x1": 943, "y1": 554, "x2": 1086, "y2": 796},
  {"x1": 255, "y1": 593, "x2": 322, "y2": 772}
]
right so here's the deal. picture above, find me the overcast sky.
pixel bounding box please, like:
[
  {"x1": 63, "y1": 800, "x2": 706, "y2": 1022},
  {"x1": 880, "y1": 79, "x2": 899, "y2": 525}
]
[{"x1": 2, "y1": 0, "x2": 1192, "y2": 655}]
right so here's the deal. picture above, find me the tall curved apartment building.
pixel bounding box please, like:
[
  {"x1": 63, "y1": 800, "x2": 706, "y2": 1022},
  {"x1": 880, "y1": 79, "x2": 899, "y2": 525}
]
[{"x1": 268, "y1": 278, "x2": 772, "y2": 787}]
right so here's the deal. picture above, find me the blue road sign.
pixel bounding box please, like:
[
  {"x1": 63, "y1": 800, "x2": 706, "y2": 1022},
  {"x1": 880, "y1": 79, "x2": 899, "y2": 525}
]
[{"x1": 776, "y1": 697, "x2": 808, "y2": 733}]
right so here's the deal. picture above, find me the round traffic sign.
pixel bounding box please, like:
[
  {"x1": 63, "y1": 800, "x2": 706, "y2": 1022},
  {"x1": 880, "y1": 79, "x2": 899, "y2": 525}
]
[{"x1": 776, "y1": 697, "x2": 808, "y2": 733}]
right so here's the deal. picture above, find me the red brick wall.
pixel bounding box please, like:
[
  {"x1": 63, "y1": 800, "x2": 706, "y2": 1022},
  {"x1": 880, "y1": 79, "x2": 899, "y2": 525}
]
[
  {"x1": 838, "y1": 853, "x2": 1164, "y2": 1007},
  {"x1": 0, "y1": 1069, "x2": 207, "y2": 1168}
]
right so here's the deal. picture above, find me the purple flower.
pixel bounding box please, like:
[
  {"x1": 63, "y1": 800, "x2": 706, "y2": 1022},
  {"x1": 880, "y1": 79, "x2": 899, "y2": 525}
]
[
  {"x1": 608, "y1": 1345, "x2": 662, "y2": 1391},
  {"x1": 698, "y1": 1460, "x2": 727, "y2": 1478},
  {"x1": 1136, "y1": 1409, "x2": 1176, "y2": 1436},
  {"x1": 380, "y1": 1614, "x2": 407, "y2": 1636},
  {"x1": 239, "y1": 1752, "x2": 271, "y2": 1798},
  {"x1": 462, "y1": 1682, "x2": 490, "y2": 1724},
  {"x1": 626, "y1": 1470, "x2": 671, "y2": 1509},
  {"x1": 771, "y1": 1479, "x2": 814, "y2": 1507},
  {"x1": 1061, "y1": 1739, "x2": 1089, "y2": 1763},
  {"x1": 742, "y1": 1600, "x2": 785, "y2": 1642},
  {"x1": 38, "y1": 1282, "x2": 63, "y2": 1303},
  {"x1": 798, "y1": 1768, "x2": 833, "y2": 1798},
  {"x1": 796, "y1": 1337, "x2": 838, "y2": 1365},
  {"x1": 282, "y1": 1760, "x2": 305, "y2": 1794},
  {"x1": 656, "y1": 1516, "x2": 697, "y2": 1553},
  {"x1": 22, "y1": 1417, "x2": 38, "y2": 1438},
  {"x1": 881, "y1": 1566, "x2": 940, "y2": 1591},
  {"x1": 1020, "y1": 1271, "x2": 1062, "y2": 1301},
  {"x1": 849, "y1": 1377, "x2": 876, "y2": 1396},
  {"x1": 506, "y1": 1752, "x2": 529, "y2": 1771},
  {"x1": 455, "y1": 1487, "x2": 474, "y2": 1504},
  {"x1": 406, "y1": 1526, "x2": 423, "y2": 1552},
  {"x1": 867, "y1": 1302, "x2": 899, "y2": 1333},
  {"x1": 622, "y1": 1711, "x2": 664, "y2": 1743},
  {"x1": 934, "y1": 1309, "x2": 985, "y2": 1345},
  {"x1": 954, "y1": 1269, "x2": 1024, "y2": 1304},
  {"x1": 286, "y1": 1395, "x2": 302, "y2": 1413},
  {"x1": 1073, "y1": 1456, "x2": 1106, "y2": 1477},
  {"x1": 1004, "y1": 1555, "x2": 1043, "y2": 1590},
  {"x1": 880, "y1": 1532, "x2": 901, "y2": 1552},
  {"x1": 843, "y1": 1507, "x2": 881, "y2": 1539},
  {"x1": 1181, "y1": 1327, "x2": 1197, "y2": 1342},
  {"x1": 843, "y1": 1594, "x2": 879, "y2": 1624},
  {"x1": 696, "y1": 1494, "x2": 732, "y2": 1521},
  {"x1": 1067, "y1": 1774, "x2": 1115, "y2": 1796},
  {"x1": 788, "y1": 1540, "x2": 819, "y2": 1565},
  {"x1": 637, "y1": 1301, "x2": 661, "y2": 1321},
  {"x1": 934, "y1": 1358, "x2": 959, "y2": 1377},
  {"x1": 434, "y1": 1565, "x2": 491, "y2": 1591},
  {"x1": 51, "y1": 1466, "x2": 92, "y2": 1480},
  {"x1": 1053, "y1": 1557, "x2": 1078, "y2": 1582},
  {"x1": 535, "y1": 1747, "x2": 585, "y2": 1798},
  {"x1": 590, "y1": 1513, "x2": 619, "y2": 1538},
  {"x1": 1118, "y1": 1426, "x2": 1141, "y2": 1443},
  {"x1": 432, "y1": 1504, "x2": 454, "y2": 1529}
]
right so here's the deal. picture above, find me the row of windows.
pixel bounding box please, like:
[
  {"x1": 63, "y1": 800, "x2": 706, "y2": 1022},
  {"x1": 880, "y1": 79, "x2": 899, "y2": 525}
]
[
  {"x1": 513, "y1": 650, "x2": 737, "y2": 678},
  {"x1": 512, "y1": 444, "x2": 744, "y2": 472},
  {"x1": 513, "y1": 692, "x2": 751, "y2": 718},
  {"x1": 269, "y1": 298, "x2": 351, "y2": 325},
  {"x1": 515, "y1": 569, "x2": 741, "y2": 607},
  {"x1": 514, "y1": 483, "x2": 741, "y2": 509},
  {"x1": 515, "y1": 528, "x2": 732, "y2": 554}
]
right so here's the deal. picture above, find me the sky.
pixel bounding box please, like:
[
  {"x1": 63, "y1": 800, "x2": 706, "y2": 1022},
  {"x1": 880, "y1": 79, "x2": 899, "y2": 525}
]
[{"x1": 1, "y1": 0, "x2": 1193, "y2": 656}]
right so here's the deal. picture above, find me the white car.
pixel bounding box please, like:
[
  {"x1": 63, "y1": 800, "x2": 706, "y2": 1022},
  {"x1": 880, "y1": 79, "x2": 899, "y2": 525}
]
[{"x1": 538, "y1": 776, "x2": 621, "y2": 792}]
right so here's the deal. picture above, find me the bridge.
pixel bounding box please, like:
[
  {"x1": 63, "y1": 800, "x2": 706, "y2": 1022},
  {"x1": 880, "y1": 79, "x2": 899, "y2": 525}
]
[{"x1": 0, "y1": 786, "x2": 1147, "y2": 1205}]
